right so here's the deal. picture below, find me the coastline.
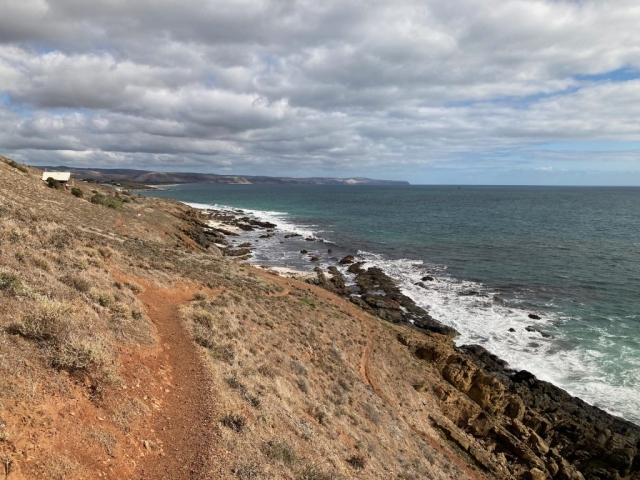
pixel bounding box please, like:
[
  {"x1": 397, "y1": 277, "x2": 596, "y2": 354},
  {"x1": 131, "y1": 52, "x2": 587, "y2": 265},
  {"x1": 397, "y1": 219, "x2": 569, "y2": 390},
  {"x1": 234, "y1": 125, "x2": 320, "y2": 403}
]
[
  {"x1": 3, "y1": 158, "x2": 639, "y2": 480},
  {"x1": 185, "y1": 200, "x2": 640, "y2": 478}
]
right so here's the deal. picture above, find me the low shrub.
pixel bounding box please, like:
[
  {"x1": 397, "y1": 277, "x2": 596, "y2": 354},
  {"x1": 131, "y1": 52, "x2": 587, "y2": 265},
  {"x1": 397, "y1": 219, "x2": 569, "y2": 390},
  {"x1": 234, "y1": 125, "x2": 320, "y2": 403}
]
[
  {"x1": 8, "y1": 299, "x2": 74, "y2": 345},
  {"x1": 90, "y1": 194, "x2": 123, "y2": 209},
  {"x1": 263, "y1": 439, "x2": 296, "y2": 465},
  {"x1": 221, "y1": 413, "x2": 246, "y2": 433},
  {"x1": 71, "y1": 187, "x2": 84, "y2": 198},
  {"x1": 257, "y1": 364, "x2": 277, "y2": 378},
  {"x1": 346, "y1": 455, "x2": 366, "y2": 471},
  {"x1": 192, "y1": 309, "x2": 214, "y2": 329},
  {"x1": 0, "y1": 270, "x2": 22, "y2": 295},
  {"x1": 124, "y1": 281, "x2": 143, "y2": 294},
  {"x1": 235, "y1": 463, "x2": 262, "y2": 480},
  {"x1": 52, "y1": 335, "x2": 108, "y2": 373},
  {"x1": 97, "y1": 247, "x2": 113, "y2": 260},
  {"x1": 47, "y1": 177, "x2": 63, "y2": 189},
  {"x1": 92, "y1": 291, "x2": 115, "y2": 308}
]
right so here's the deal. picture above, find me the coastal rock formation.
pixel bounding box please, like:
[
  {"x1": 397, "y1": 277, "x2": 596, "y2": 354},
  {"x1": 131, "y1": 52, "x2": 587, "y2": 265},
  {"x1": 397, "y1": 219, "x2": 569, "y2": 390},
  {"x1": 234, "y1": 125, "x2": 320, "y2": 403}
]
[
  {"x1": 224, "y1": 247, "x2": 252, "y2": 257},
  {"x1": 401, "y1": 333, "x2": 640, "y2": 480},
  {"x1": 339, "y1": 255, "x2": 356, "y2": 265},
  {"x1": 179, "y1": 208, "x2": 217, "y2": 251},
  {"x1": 327, "y1": 266, "x2": 351, "y2": 296},
  {"x1": 350, "y1": 266, "x2": 459, "y2": 337}
]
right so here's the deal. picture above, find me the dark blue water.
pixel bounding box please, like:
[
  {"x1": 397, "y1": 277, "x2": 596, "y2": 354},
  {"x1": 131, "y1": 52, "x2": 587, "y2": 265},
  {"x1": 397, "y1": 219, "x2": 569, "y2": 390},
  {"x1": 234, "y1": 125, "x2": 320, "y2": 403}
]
[{"x1": 146, "y1": 184, "x2": 640, "y2": 423}]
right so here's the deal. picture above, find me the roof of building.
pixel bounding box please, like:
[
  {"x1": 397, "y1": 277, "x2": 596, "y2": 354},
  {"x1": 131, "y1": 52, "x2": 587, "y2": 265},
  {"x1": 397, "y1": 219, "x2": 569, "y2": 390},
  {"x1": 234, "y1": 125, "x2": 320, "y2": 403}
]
[{"x1": 42, "y1": 171, "x2": 71, "y2": 182}]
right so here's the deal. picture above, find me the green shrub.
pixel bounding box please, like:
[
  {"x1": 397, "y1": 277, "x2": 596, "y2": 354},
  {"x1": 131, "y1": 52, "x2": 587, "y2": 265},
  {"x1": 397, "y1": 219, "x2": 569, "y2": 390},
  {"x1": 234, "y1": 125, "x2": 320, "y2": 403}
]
[
  {"x1": 71, "y1": 187, "x2": 84, "y2": 198},
  {"x1": 90, "y1": 194, "x2": 123, "y2": 209},
  {"x1": 0, "y1": 271, "x2": 22, "y2": 295},
  {"x1": 47, "y1": 177, "x2": 62, "y2": 189}
]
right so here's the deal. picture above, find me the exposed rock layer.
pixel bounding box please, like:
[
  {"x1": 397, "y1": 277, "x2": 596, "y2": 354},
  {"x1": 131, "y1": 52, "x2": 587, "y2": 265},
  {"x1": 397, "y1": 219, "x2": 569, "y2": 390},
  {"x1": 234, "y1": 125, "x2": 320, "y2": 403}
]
[{"x1": 400, "y1": 333, "x2": 640, "y2": 480}]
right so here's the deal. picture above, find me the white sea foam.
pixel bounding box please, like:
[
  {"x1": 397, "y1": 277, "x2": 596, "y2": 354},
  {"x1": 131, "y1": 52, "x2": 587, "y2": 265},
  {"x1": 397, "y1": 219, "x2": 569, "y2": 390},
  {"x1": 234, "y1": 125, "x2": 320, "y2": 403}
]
[{"x1": 185, "y1": 201, "x2": 321, "y2": 239}]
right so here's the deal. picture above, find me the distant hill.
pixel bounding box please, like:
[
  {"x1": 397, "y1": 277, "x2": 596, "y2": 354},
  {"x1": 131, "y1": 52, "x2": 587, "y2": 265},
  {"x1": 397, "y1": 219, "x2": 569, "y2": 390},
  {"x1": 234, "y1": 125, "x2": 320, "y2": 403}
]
[{"x1": 40, "y1": 166, "x2": 410, "y2": 186}]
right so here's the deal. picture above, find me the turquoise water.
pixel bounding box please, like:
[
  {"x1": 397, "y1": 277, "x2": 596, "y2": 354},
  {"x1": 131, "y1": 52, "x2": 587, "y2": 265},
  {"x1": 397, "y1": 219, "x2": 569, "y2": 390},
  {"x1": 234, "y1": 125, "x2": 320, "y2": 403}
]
[{"x1": 146, "y1": 184, "x2": 640, "y2": 424}]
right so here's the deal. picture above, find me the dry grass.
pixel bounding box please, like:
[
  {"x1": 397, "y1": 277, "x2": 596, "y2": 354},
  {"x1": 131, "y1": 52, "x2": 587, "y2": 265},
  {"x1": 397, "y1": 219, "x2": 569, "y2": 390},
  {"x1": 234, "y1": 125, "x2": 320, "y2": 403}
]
[
  {"x1": 177, "y1": 267, "x2": 467, "y2": 480},
  {"x1": 8, "y1": 298, "x2": 75, "y2": 345}
]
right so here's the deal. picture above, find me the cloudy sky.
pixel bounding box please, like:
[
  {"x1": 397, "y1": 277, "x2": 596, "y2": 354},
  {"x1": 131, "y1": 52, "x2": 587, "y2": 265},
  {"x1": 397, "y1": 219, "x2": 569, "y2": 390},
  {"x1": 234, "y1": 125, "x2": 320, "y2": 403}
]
[{"x1": 2, "y1": 0, "x2": 640, "y2": 184}]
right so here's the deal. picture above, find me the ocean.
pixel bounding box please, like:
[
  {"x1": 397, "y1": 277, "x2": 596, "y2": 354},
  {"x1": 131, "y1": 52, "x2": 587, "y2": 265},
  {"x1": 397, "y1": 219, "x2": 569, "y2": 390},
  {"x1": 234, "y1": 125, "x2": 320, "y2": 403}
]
[{"x1": 145, "y1": 184, "x2": 640, "y2": 425}]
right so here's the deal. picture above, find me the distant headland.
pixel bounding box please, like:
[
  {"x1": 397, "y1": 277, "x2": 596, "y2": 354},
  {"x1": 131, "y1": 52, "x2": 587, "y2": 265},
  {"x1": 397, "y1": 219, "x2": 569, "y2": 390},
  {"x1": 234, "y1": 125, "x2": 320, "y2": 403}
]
[{"x1": 40, "y1": 166, "x2": 410, "y2": 186}]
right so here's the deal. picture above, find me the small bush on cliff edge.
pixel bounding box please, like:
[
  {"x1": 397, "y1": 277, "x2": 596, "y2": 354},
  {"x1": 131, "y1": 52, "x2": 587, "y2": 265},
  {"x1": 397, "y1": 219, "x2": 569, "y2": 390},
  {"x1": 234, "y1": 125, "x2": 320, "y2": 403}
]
[
  {"x1": 71, "y1": 187, "x2": 84, "y2": 198},
  {"x1": 47, "y1": 177, "x2": 63, "y2": 189}
]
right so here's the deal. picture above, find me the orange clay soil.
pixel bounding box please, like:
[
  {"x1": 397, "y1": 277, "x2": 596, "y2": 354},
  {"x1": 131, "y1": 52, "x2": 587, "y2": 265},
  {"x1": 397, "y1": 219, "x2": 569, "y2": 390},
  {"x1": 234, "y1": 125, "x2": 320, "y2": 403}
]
[{"x1": 112, "y1": 273, "x2": 219, "y2": 480}]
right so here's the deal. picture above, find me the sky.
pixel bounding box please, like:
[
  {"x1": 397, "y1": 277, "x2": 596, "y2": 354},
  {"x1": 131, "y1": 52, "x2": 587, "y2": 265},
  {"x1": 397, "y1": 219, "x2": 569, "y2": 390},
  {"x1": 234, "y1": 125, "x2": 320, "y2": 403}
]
[{"x1": 2, "y1": 0, "x2": 640, "y2": 185}]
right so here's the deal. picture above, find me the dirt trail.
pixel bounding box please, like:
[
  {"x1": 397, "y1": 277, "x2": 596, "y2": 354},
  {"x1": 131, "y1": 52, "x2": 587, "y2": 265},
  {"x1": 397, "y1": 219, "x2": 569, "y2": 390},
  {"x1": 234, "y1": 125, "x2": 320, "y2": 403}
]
[{"x1": 114, "y1": 274, "x2": 216, "y2": 480}]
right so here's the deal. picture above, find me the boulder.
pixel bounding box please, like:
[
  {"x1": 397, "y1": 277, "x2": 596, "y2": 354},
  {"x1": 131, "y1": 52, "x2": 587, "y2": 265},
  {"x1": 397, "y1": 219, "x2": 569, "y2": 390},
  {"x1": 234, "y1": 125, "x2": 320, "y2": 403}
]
[
  {"x1": 340, "y1": 255, "x2": 356, "y2": 265},
  {"x1": 525, "y1": 326, "x2": 552, "y2": 338},
  {"x1": 523, "y1": 468, "x2": 546, "y2": 480},
  {"x1": 328, "y1": 266, "x2": 351, "y2": 296},
  {"x1": 528, "y1": 313, "x2": 542, "y2": 320},
  {"x1": 224, "y1": 248, "x2": 251, "y2": 257},
  {"x1": 459, "y1": 289, "x2": 481, "y2": 296},
  {"x1": 467, "y1": 374, "x2": 506, "y2": 414},
  {"x1": 504, "y1": 395, "x2": 526, "y2": 421},
  {"x1": 442, "y1": 356, "x2": 479, "y2": 393},
  {"x1": 347, "y1": 262, "x2": 365, "y2": 274}
]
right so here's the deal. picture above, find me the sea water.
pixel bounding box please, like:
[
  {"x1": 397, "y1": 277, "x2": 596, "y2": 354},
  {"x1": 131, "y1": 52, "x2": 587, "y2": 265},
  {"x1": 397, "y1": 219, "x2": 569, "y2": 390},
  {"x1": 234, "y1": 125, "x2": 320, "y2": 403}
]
[{"x1": 146, "y1": 184, "x2": 640, "y2": 425}]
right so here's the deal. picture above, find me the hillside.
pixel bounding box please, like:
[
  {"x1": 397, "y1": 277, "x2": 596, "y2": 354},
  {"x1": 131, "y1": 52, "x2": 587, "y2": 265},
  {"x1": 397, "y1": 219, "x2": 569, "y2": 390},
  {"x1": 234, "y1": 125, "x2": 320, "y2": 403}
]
[
  {"x1": 1, "y1": 155, "x2": 639, "y2": 480},
  {"x1": 38, "y1": 166, "x2": 410, "y2": 186}
]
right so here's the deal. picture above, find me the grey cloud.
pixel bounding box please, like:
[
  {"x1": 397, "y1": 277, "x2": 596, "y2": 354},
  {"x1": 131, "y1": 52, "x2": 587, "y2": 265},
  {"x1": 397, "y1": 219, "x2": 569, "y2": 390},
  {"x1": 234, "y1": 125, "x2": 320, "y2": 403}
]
[{"x1": 1, "y1": 0, "x2": 640, "y2": 179}]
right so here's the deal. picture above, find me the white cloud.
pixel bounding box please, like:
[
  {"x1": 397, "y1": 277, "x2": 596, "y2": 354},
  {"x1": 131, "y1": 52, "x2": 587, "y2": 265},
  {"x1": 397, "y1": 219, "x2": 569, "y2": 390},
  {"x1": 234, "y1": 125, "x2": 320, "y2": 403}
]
[{"x1": 1, "y1": 0, "x2": 640, "y2": 180}]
